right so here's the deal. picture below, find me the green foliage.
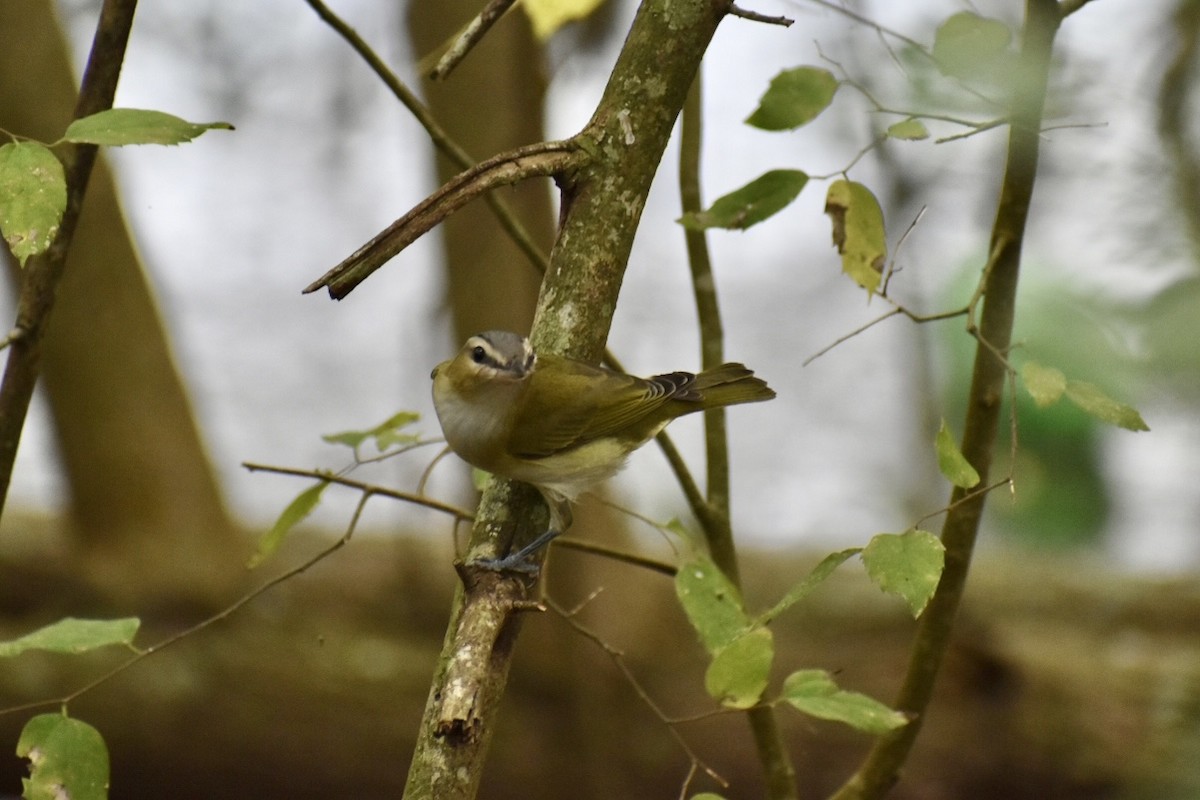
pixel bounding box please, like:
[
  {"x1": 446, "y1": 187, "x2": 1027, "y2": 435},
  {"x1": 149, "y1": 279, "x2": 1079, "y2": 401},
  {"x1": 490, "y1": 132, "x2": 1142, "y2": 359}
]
[
  {"x1": 885, "y1": 118, "x2": 930, "y2": 141},
  {"x1": 18, "y1": 714, "x2": 109, "y2": 800},
  {"x1": 757, "y1": 548, "x2": 861, "y2": 626},
  {"x1": 0, "y1": 618, "x2": 139, "y2": 657},
  {"x1": 935, "y1": 419, "x2": 980, "y2": 488},
  {"x1": 705, "y1": 627, "x2": 774, "y2": 709},
  {"x1": 1064, "y1": 380, "x2": 1150, "y2": 432},
  {"x1": 0, "y1": 142, "x2": 66, "y2": 266},
  {"x1": 0, "y1": 109, "x2": 230, "y2": 266},
  {"x1": 675, "y1": 556, "x2": 750, "y2": 653},
  {"x1": 675, "y1": 549, "x2": 922, "y2": 734},
  {"x1": 861, "y1": 530, "x2": 944, "y2": 617},
  {"x1": 745, "y1": 66, "x2": 839, "y2": 131},
  {"x1": 824, "y1": 180, "x2": 886, "y2": 295},
  {"x1": 1021, "y1": 360, "x2": 1149, "y2": 432},
  {"x1": 1021, "y1": 360, "x2": 1068, "y2": 407},
  {"x1": 62, "y1": 109, "x2": 233, "y2": 146},
  {"x1": 322, "y1": 411, "x2": 421, "y2": 454},
  {"x1": 679, "y1": 169, "x2": 808, "y2": 231},
  {"x1": 931, "y1": 12, "x2": 1014, "y2": 83},
  {"x1": 780, "y1": 670, "x2": 909, "y2": 734},
  {"x1": 249, "y1": 480, "x2": 330, "y2": 567}
]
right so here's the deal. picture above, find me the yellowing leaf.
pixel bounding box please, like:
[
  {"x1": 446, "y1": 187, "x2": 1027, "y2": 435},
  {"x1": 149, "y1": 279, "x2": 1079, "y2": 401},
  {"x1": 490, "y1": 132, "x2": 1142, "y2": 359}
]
[
  {"x1": 0, "y1": 142, "x2": 66, "y2": 266},
  {"x1": 746, "y1": 66, "x2": 839, "y2": 131},
  {"x1": 1065, "y1": 381, "x2": 1150, "y2": 432},
  {"x1": 825, "y1": 180, "x2": 886, "y2": 295},
  {"x1": 704, "y1": 627, "x2": 774, "y2": 709},
  {"x1": 679, "y1": 170, "x2": 808, "y2": 231},
  {"x1": 862, "y1": 530, "x2": 944, "y2": 617},
  {"x1": 523, "y1": 0, "x2": 606, "y2": 39},
  {"x1": 935, "y1": 419, "x2": 980, "y2": 489},
  {"x1": 1021, "y1": 361, "x2": 1067, "y2": 408}
]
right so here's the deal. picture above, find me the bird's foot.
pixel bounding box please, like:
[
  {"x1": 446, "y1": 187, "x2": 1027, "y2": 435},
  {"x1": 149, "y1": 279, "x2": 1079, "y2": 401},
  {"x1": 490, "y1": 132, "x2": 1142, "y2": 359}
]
[{"x1": 472, "y1": 529, "x2": 561, "y2": 573}]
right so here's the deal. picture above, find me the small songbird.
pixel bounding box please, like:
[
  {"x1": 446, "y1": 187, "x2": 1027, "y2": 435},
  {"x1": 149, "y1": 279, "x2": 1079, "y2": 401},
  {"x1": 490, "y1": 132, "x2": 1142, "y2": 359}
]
[{"x1": 431, "y1": 330, "x2": 775, "y2": 570}]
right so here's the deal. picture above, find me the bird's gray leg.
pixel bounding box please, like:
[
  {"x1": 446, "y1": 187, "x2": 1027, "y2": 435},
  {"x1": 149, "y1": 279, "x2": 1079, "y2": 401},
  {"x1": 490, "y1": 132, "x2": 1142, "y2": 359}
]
[{"x1": 474, "y1": 491, "x2": 572, "y2": 573}]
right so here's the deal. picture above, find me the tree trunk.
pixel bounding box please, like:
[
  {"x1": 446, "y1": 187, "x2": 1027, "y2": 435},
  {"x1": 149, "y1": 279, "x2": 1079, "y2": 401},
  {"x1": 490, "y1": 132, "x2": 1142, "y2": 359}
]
[{"x1": 0, "y1": 0, "x2": 244, "y2": 606}]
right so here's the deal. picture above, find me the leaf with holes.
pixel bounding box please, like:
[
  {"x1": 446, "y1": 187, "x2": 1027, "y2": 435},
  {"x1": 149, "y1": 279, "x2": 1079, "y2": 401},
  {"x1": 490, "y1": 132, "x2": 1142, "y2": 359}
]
[{"x1": 18, "y1": 714, "x2": 109, "y2": 800}]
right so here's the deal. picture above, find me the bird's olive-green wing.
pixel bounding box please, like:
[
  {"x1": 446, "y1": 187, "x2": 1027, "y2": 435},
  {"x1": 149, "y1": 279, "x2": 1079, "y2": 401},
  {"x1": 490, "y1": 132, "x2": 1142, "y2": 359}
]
[{"x1": 507, "y1": 356, "x2": 686, "y2": 458}]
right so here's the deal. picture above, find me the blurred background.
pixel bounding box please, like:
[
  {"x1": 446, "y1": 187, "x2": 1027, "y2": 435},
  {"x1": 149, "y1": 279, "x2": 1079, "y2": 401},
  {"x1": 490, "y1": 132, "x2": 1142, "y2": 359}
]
[{"x1": 1, "y1": 0, "x2": 1199, "y2": 797}]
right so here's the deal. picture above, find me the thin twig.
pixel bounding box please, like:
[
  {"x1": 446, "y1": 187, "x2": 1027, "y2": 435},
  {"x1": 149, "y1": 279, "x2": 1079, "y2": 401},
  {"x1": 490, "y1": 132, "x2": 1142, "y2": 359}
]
[
  {"x1": 302, "y1": 0, "x2": 552, "y2": 281},
  {"x1": 430, "y1": 0, "x2": 518, "y2": 80},
  {"x1": 545, "y1": 596, "x2": 729, "y2": 790},
  {"x1": 0, "y1": 492, "x2": 371, "y2": 718},
  {"x1": 728, "y1": 5, "x2": 794, "y2": 26},
  {"x1": 242, "y1": 461, "x2": 473, "y2": 521},
  {"x1": 303, "y1": 140, "x2": 582, "y2": 298}
]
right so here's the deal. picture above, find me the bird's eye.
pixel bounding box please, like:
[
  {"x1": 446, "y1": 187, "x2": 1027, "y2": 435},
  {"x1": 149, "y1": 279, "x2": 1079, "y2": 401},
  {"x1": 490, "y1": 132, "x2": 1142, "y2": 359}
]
[{"x1": 471, "y1": 346, "x2": 487, "y2": 364}]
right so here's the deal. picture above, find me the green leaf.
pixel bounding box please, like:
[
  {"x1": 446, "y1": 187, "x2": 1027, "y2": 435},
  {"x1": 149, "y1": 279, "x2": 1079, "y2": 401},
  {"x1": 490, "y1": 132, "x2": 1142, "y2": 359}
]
[
  {"x1": 1064, "y1": 381, "x2": 1150, "y2": 432},
  {"x1": 691, "y1": 795, "x2": 728, "y2": 800},
  {"x1": 1022, "y1": 361, "x2": 1067, "y2": 408},
  {"x1": 18, "y1": 714, "x2": 109, "y2": 800},
  {"x1": 781, "y1": 670, "x2": 909, "y2": 734},
  {"x1": 679, "y1": 169, "x2": 808, "y2": 231},
  {"x1": 932, "y1": 12, "x2": 1013, "y2": 81},
  {"x1": 704, "y1": 627, "x2": 774, "y2": 709},
  {"x1": 824, "y1": 180, "x2": 886, "y2": 295},
  {"x1": 523, "y1": 0, "x2": 606, "y2": 39},
  {"x1": 935, "y1": 419, "x2": 980, "y2": 489},
  {"x1": 886, "y1": 118, "x2": 929, "y2": 141},
  {"x1": 862, "y1": 530, "x2": 945, "y2": 617},
  {"x1": 758, "y1": 548, "x2": 860, "y2": 626},
  {"x1": 0, "y1": 142, "x2": 67, "y2": 266},
  {"x1": 675, "y1": 555, "x2": 750, "y2": 654},
  {"x1": 62, "y1": 108, "x2": 233, "y2": 146},
  {"x1": 249, "y1": 480, "x2": 330, "y2": 567},
  {"x1": 322, "y1": 411, "x2": 421, "y2": 453},
  {"x1": 746, "y1": 66, "x2": 839, "y2": 131},
  {"x1": 0, "y1": 618, "x2": 139, "y2": 658}
]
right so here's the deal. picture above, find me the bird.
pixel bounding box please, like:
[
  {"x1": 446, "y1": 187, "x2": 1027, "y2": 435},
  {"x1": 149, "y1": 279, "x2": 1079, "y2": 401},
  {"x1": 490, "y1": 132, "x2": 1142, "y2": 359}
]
[{"x1": 430, "y1": 330, "x2": 775, "y2": 571}]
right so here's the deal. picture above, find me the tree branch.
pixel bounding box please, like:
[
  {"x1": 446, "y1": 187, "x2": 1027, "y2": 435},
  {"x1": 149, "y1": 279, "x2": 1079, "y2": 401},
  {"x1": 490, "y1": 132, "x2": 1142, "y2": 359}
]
[
  {"x1": 303, "y1": 140, "x2": 583, "y2": 299},
  {"x1": 831, "y1": 1, "x2": 1063, "y2": 796},
  {"x1": 429, "y1": 0, "x2": 519, "y2": 80},
  {"x1": 0, "y1": 0, "x2": 138, "y2": 525}
]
